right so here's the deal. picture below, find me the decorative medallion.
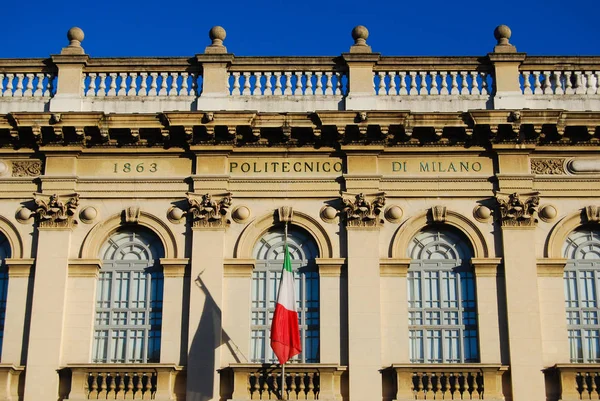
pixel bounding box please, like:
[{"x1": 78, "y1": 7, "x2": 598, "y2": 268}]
[{"x1": 496, "y1": 192, "x2": 540, "y2": 227}]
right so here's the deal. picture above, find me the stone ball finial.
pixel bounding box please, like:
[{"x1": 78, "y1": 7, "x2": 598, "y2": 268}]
[
  {"x1": 351, "y1": 25, "x2": 369, "y2": 46},
  {"x1": 494, "y1": 25, "x2": 512, "y2": 45},
  {"x1": 67, "y1": 26, "x2": 85, "y2": 47},
  {"x1": 209, "y1": 26, "x2": 226, "y2": 46}
]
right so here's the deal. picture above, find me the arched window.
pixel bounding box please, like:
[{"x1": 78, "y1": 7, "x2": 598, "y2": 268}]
[
  {"x1": 251, "y1": 226, "x2": 319, "y2": 363},
  {"x1": 0, "y1": 234, "x2": 10, "y2": 357},
  {"x1": 407, "y1": 227, "x2": 478, "y2": 363},
  {"x1": 93, "y1": 228, "x2": 164, "y2": 363},
  {"x1": 563, "y1": 227, "x2": 600, "y2": 363}
]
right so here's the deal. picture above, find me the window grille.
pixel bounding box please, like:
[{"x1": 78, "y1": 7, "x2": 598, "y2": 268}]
[
  {"x1": 407, "y1": 227, "x2": 478, "y2": 363},
  {"x1": 563, "y1": 228, "x2": 600, "y2": 363},
  {"x1": 0, "y1": 234, "x2": 10, "y2": 357},
  {"x1": 251, "y1": 227, "x2": 319, "y2": 363},
  {"x1": 93, "y1": 229, "x2": 164, "y2": 363}
]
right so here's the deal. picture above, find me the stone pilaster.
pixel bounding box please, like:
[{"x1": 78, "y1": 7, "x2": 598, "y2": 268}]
[
  {"x1": 161, "y1": 258, "x2": 189, "y2": 365},
  {"x1": 316, "y1": 258, "x2": 345, "y2": 364}
]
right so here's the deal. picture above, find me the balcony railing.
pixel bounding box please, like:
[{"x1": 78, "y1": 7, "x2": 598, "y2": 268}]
[
  {"x1": 220, "y1": 363, "x2": 346, "y2": 401},
  {"x1": 59, "y1": 364, "x2": 185, "y2": 401},
  {"x1": 385, "y1": 364, "x2": 507, "y2": 401},
  {"x1": 545, "y1": 364, "x2": 600, "y2": 401}
]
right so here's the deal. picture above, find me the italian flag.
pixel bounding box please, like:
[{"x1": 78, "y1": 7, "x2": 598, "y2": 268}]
[{"x1": 270, "y1": 244, "x2": 302, "y2": 364}]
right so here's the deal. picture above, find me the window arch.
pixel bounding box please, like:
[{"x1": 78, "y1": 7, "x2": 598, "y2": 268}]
[
  {"x1": 251, "y1": 226, "x2": 319, "y2": 363},
  {"x1": 93, "y1": 228, "x2": 164, "y2": 363},
  {"x1": 407, "y1": 227, "x2": 478, "y2": 363},
  {"x1": 563, "y1": 227, "x2": 600, "y2": 363},
  {"x1": 0, "y1": 234, "x2": 10, "y2": 358}
]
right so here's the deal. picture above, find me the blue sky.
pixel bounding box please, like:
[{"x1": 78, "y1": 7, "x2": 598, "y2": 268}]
[{"x1": 2, "y1": 0, "x2": 599, "y2": 58}]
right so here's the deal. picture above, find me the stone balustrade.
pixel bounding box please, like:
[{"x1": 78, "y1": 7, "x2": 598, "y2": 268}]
[
  {"x1": 0, "y1": 25, "x2": 598, "y2": 114},
  {"x1": 60, "y1": 364, "x2": 185, "y2": 401},
  {"x1": 387, "y1": 364, "x2": 507, "y2": 401},
  {"x1": 545, "y1": 364, "x2": 600, "y2": 401},
  {"x1": 220, "y1": 363, "x2": 346, "y2": 401}
]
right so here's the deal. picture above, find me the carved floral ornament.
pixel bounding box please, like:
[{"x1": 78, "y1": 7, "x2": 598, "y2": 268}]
[
  {"x1": 496, "y1": 192, "x2": 540, "y2": 227},
  {"x1": 187, "y1": 192, "x2": 232, "y2": 228},
  {"x1": 341, "y1": 192, "x2": 386, "y2": 227},
  {"x1": 16, "y1": 193, "x2": 80, "y2": 228}
]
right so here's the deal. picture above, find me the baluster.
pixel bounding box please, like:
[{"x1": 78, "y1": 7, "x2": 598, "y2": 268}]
[
  {"x1": 450, "y1": 373, "x2": 458, "y2": 397},
  {"x1": 147, "y1": 73, "x2": 158, "y2": 96},
  {"x1": 553, "y1": 71, "x2": 564, "y2": 95},
  {"x1": 90, "y1": 373, "x2": 99, "y2": 398},
  {"x1": 425, "y1": 373, "x2": 433, "y2": 397},
  {"x1": 305, "y1": 71, "x2": 313, "y2": 95},
  {"x1": 231, "y1": 72, "x2": 241, "y2": 95},
  {"x1": 564, "y1": 71, "x2": 574, "y2": 94},
  {"x1": 98, "y1": 373, "x2": 107, "y2": 398},
  {"x1": 336, "y1": 72, "x2": 343, "y2": 95},
  {"x1": 0, "y1": 74, "x2": 4, "y2": 97},
  {"x1": 398, "y1": 71, "x2": 408, "y2": 95},
  {"x1": 261, "y1": 373, "x2": 269, "y2": 398},
  {"x1": 117, "y1": 373, "x2": 125, "y2": 398},
  {"x1": 408, "y1": 72, "x2": 417, "y2": 96},
  {"x1": 192, "y1": 72, "x2": 200, "y2": 96},
  {"x1": 315, "y1": 72, "x2": 323, "y2": 95},
  {"x1": 241, "y1": 72, "x2": 250, "y2": 95},
  {"x1": 439, "y1": 71, "x2": 449, "y2": 95},
  {"x1": 253, "y1": 72, "x2": 262, "y2": 96},
  {"x1": 430, "y1": 71, "x2": 439, "y2": 95},
  {"x1": 135, "y1": 373, "x2": 143, "y2": 396},
  {"x1": 290, "y1": 373, "x2": 298, "y2": 400},
  {"x1": 450, "y1": 72, "x2": 459, "y2": 95},
  {"x1": 181, "y1": 72, "x2": 189, "y2": 96},
  {"x1": 324, "y1": 72, "x2": 334, "y2": 95},
  {"x1": 252, "y1": 372, "x2": 260, "y2": 399},
  {"x1": 158, "y1": 72, "x2": 168, "y2": 95},
  {"x1": 470, "y1": 71, "x2": 480, "y2": 95},
  {"x1": 294, "y1": 72, "x2": 303, "y2": 95},
  {"x1": 106, "y1": 73, "x2": 117, "y2": 96},
  {"x1": 481, "y1": 72, "x2": 489, "y2": 95},
  {"x1": 431, "y1": 373, "x2": 439, "y2": 398},
  {"x1": 116, "y1": 73, "x2": 126, "y2": 96},
  {"x1": 419, "y1": 71, "x2": 428, "y2": 95},
  {"x1": 246, "y1": 373, "x2": 252, "y2": 399},
  {"x1": 274, "y1": 72, "x2": 283, "y2": 95},
  {"x1": 417, "y1": 373, "x2": 424, "y2": 397},
  {"x1": 95, "y1": 73, "x2": 106, "y2": 97},
  {"x1": 307, "y1": 373, "x2": 315, "y2": 400},
  {"x1": 265, "y1": 72, "x2": 273, "y2": 95},
  {"x1": 169, "y1": 72, "x2": 179, "y2": 96},
  {"x1": 143, "y1": 373, "x2": 152, "y2": 396},
  {"x1": 14, "y1": 74, "x2": 24, "y2": 97},
  {"x1": 108, "y1": 373, "x2": 116, "y2": 397},
  {"x1": 532, "y1": 71, "x2": 542, "y2": 94},
  {"x1": 574, "y1": 71, "x2": 585, "y2": 94},
  {"x1": 139, "y1": 72, "x2": 148, "y2": 96},
  {"x1": 460, "y1": 71, "x2": 469, "y2": 94},
  {"x1": 440, "y1": 373, "x2": 448, "y2": 398},
  {"x1": 125, "y1": 373, "x2": 134, "y2": 399},
  {"x1": 47, "y1": 73, "x2": 55, "y2": 96},
  {"x1": 388, "y1": 71, "x2": 397, "y2": 95},
  {"x1": 378, "y1": 72, "x2": 386, "y2": 95},
  {"x1": 283, "y1": 72, "x2": 293, "y2": 95},
  {"x1": 522, "y1": 71, "x2": 532, "y2": 94},
  {"x1": 23, "y1": 73, "x2": 34, "y2": 96},
  {"x1": 585, "y1": 71, "x2": 594, "y2": 94},
  {"x1": 595, "y1": 71, "x2": 600, "y2": 95},
  {"x1": 4, "y1": 74, "x2": 14, "y2": 97},
  {"x1": 542, "y1": 71, "x2": 552, "y2": 94},
  {"x1": 88, "y1": 73, "x2": 98, "y2": 97},
  {"x1": 592, "y1": 372, "x2": 598, "y2": 397},
  {"x1": 270, "y1": 372, "x2": 278, "y2": 399}
]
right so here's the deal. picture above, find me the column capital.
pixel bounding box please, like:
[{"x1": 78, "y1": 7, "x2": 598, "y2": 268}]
[
  {"x1": 68, "y1": 259, "x2": 101, "y2": 278},
  {"x1": 471, "y1": 257, "x2": 503, "y2": 277},
  {"x1": 316, "y1": 258, "x2": 346, "y2": 277},
  {"x1": 5, "y1": 259, "x2": 35, "y2": 278},
  {"x1": 379, "y1": 258, "x2": 410, "y2": 277},
  {"x1": 537, "y1": 258, "x2": 568, "y2": 277},
  {"x1": 160, "y1": 258, "x2": 189, "y2": 278},
  {"x1": 223, "y1": 258, "x2": 255, "y2": 278}
]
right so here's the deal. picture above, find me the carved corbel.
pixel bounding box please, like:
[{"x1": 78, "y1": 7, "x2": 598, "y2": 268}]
[
  {"x1": 252, "y1": 127, "x2": 261, "y2": 139},
  {"x1": 312, "y1": 127, "x2": 322, "y2": 139},
  {"x1": 358, "y1": 125, "x2": 368, "y2": 137},
  {"x1": 161, "y1": 128, "x2": 170, "y2": 142},
  {"x1": 30, "y1": 193, "x2": 80, "y2": 228},
  {"x1": 335, "y1": 125, "x2": 346, "y2": 138},
  {"x1": 226, "y1": 126, "x2": 237, "y2": 138},
  {"x1": 31, "y1": 126, "x2": 42, "y2": 144},
  {"x1": 9, "y1": 128, "x2": 19, "y2": 142},
  {"x1": 277, "y1": 206, "x2": 293, "y2": 223},
  {"x1": 585, "y1": 206, "x2": 600, "y2": 224},
  {"x1": 340, "y1": 192, "x2": 386, "y2": 227},
  {"x1": 496, "y1": 192, "x2": 540, "y2": 227},
  {"x1": 99, "y1": 126, "x2": 110, "y2": 142},
  {"x1": 431, "y1": 205, "x2": 447, "y2": 223},
  {"x1": 184, "y1": 126, "x2": 194, "y2": 141},
  {"x1": 74, "y1": 127, "x2": 86, "y2": 142},
  {"x1": 123, "y1": 206, "x2": 141, "y2": 224},
  {"x1": 130, "y1": 128, "x2": 140, "y2": 142},
  {"x1": 187, "y1": 192, "x2": 232, "y2": 228}
]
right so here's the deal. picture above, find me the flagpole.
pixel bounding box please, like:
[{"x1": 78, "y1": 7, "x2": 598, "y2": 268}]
[{"x1": 281, "y1": 220, "x2": 288, "y2": 400}]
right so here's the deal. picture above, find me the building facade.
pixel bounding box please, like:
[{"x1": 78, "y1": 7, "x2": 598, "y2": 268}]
[{"x1": 0, "y1": 24, "x2": 598, "y2": 401}]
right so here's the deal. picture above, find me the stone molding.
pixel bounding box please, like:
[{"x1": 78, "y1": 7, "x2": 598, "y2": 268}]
[
  {"x1": 315, "y1": 258, "x2": 345, "y2": 277},
  {"x1": 471, "y1": 258, "x2": 503, "y2": 278},
  {"x1": 496, "y1": 192, "x2": 540, "y2": 227},
  {"x1": 160, "y1": 258, "x2": 189, "y2": 278},
  {"x1": 546, "y1": 207, "x2": 600, "y2": 258},
  {"x1": 379, "y1": 258, "x2": 411, "y2": 277},
  {"x1": 5, "y1": 258, "x2": 35, "y2": 278},
  {"x1": 223, "y1": 259, "x2": 255, "y2": 278},
  {"x1": 537, "y1": 258, "x2": 568, "y2": 277},
  {"x1": 68, "y1": 259, "x2": 101, "y2": 278}
]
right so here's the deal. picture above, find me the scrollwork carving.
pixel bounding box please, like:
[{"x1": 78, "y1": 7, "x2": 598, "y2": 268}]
[
  {"x1": 341, "y1": 192, "x2": 386, "y2": 227},
  {"x1": 187, "y1": 192, "x2": 232, "y2": 228},
  {"x1": 12, "y1": 161, "x2": 42, "y2": 177},
  {"x1": 32, "y1": 193, "x2": 80, "y2": 228},
  {"x1": 496, "y1": 192, "x2": 540, "y2": 227},
  {"x1": 530, "y1": 158, "x2": 566, "y2": 175}
]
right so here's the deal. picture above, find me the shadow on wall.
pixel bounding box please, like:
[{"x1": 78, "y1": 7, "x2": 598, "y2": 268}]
[{"x1": 187, "y1": 274, "x2": 242, "y2": 401}]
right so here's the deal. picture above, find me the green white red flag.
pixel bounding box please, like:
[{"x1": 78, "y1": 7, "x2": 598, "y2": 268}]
[{"x1": 270, "y1": 244, "x2": 301, "y2": 364}]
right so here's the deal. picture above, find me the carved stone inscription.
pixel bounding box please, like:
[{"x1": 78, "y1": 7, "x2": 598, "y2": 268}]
[{"x1": 382, "y1": 157, "x2": 493, "y2": 175}]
